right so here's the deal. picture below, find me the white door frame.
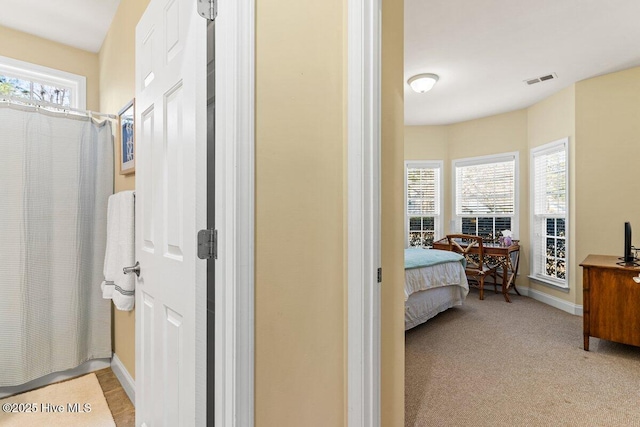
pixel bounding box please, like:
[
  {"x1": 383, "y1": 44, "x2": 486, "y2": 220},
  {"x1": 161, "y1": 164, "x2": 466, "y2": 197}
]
[
  {"x1": 347, "y1": 0, "x2": 381, "y2": 425},
  {"x1": 214, "y1": 0, "x2": 255, "y2": 425}
]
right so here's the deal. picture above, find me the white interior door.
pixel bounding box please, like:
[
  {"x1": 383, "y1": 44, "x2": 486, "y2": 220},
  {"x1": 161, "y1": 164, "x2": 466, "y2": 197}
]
[{"x1": 134, "y1": 0, "x2": 207, "y2": 425}]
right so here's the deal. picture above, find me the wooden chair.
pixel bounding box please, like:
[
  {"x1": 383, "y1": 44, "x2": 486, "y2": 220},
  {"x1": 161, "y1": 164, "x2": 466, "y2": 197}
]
[{"x1": 446, "y1": 234, "x2": 499, "y2": 300}]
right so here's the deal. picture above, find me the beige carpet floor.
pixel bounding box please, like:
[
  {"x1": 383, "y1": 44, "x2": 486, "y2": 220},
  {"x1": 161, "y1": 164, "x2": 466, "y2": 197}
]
[
  {"x1": 0, "y1": 373, "x2": 115, "y2": 427},
  {"x1": 405, "y1": 290, "x2": 640, "y2": 427}
]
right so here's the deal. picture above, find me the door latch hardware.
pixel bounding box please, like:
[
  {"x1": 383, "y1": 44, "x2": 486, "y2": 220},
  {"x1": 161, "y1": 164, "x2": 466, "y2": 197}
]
[{"x1": 123, "y1": 261, "x2": 141, "y2": 277}]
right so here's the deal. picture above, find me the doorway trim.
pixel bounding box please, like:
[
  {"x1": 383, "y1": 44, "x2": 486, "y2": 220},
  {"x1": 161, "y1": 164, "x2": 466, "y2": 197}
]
[
  {"x1": 214, "y1": 0, "x2": 255, "y2": 425},
  {"x1": 347, "y1": 0, "x2": 381, "y2": 425}
]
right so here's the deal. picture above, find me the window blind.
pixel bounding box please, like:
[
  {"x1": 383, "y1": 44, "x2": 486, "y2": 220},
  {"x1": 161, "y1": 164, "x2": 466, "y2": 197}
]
[
  {"x1": 455, "y1": 158, "x2": 515, "y2": 215},
  {"x1": 531, "y1": 139, "x2": 568, "y2": 286},
  {"x1": 407, "y1": 167, "x2": 439, "y2": 216},
  {"x1": 533, "y1": 146, "x2": 566, "y2": 216}
]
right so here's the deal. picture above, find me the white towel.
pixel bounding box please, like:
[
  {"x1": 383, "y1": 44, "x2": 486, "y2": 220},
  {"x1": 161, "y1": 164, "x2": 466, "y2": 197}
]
[{"x1": 101, "y1": 191, "x2": 135, "y2": 311}]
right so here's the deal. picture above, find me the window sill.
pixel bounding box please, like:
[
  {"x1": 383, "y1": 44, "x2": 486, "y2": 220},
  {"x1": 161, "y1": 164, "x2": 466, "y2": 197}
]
[{"x1": 528, "y1": 275, "x2": 569, "y2": 292}]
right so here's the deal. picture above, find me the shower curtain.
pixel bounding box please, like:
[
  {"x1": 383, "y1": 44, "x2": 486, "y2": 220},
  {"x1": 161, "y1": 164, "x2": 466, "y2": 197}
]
[{"x1": 0, "y1": 104, "x2": 113, "y2": 387}]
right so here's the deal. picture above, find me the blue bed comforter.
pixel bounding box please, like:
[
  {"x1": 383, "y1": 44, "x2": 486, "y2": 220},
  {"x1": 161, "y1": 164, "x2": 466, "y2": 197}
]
[{"x1": 404, "y1": 248, "x2": 465, "y2": 269}]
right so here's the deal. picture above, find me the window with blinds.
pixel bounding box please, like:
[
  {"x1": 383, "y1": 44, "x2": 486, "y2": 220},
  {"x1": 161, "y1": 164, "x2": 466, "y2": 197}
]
[
  {"x1": 0, "y1": 55, "x2": 85, "y2": 109},
  {"x1": 453, "y1": 153, "x2": 518, "y2": 240},
  {"x1": 406, "y1": 161, "x2": 442, "y2": 248},
  {"x1": 530, "y1": 138, "x2": 568, "y2": 287}
]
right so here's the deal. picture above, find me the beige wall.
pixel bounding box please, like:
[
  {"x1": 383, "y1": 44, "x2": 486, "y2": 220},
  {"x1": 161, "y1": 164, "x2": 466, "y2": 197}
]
[
  {"x1": 255, "y1": 0, "x2": 346, "y2": 424},
  {"x1": 98, "y1": 0, "x2": 151, "y2": 379},
  {"x1": 404, "y1": 125, "x2": 447, "y2": 160},
  {"x1": 447, "y1": 109, "x2": 528, "y2": 161},
  {"x1": 575, "y1": 67, "x2": 640, "y2": 305},
  {"x1": 527, "y1": 86, "x2": 575, "y2": 150},
  {"x1": 0, "y1": 25, "x2": 99, "y2": 110},
  {"x1": 381, "y1": 0, "x2": 404, "y2": 425}
]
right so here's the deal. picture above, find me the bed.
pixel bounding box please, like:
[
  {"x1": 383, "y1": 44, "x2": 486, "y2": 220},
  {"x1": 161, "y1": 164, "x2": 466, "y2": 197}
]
[{"x1": 404, "y1": 248, "x2": 469, "y2": 330}]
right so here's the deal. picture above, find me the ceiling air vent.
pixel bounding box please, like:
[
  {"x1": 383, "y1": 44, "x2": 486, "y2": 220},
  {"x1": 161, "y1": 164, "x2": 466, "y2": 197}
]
[{"x1": 525, "y1": 73, "x2": 558, "y2": 85}]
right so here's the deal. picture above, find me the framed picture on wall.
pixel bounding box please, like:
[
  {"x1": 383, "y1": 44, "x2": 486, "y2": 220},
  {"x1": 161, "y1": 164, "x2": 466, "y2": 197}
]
[{"x1": 119, "y1": 99, "x2": 135, "y2": 175}]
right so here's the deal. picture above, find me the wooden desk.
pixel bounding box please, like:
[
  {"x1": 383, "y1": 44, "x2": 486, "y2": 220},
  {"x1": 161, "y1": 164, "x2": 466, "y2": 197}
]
[
  {"x1": 433, "y1": 237, "x2": 521, "y2": 302},
  {"x1": 580, "y1": 255, "x2": 640, "y2": 351}
]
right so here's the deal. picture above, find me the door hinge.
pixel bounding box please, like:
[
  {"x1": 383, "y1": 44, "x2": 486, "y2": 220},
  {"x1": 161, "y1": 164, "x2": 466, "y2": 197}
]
[
  {"x1": 197, "y1": 228, "x2": 217, "y2": 260},
  {"x1": 377, "y1": 267, "x2": 382, "y2": 283},
  {"x1": 197, "y1": 0, "x2": 217, "y2": 21}
]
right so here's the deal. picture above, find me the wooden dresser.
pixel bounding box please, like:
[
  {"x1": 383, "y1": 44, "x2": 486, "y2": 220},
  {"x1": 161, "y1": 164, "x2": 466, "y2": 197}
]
[{"x1": 580, "y1": 255, "x2": 640, "y2": 351}]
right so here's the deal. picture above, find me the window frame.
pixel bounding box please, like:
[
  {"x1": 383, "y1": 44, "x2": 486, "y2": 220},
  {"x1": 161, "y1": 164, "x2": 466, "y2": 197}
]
[
  {"x1": 405, "y1": 160, "x2": 443, "y2": 248},
  {"x1": 0, "y1": 55, "x2": 86, "y2": 110},
  {"x1": 452, "y1": 152, "x2": 519, "y2": 239},
  {"x1": 529, "y1": 138, "x2": 570, "y2": 289}
]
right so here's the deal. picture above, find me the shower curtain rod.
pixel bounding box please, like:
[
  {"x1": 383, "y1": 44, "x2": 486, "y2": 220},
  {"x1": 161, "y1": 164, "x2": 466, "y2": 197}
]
[{"x1": 0, "y1": 96, "x2": 117, "y2": 120}]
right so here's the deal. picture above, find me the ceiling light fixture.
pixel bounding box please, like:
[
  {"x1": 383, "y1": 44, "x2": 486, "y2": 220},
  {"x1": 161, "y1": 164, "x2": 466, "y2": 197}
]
[{"x1": 408, "y1": 73, "x2": 439, "y2": 93}]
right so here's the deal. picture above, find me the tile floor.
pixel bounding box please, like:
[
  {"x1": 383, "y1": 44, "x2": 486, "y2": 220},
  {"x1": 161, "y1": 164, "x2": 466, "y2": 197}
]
[{"x1": 95, "y1": 368, "x2": 134, "y2": 427}]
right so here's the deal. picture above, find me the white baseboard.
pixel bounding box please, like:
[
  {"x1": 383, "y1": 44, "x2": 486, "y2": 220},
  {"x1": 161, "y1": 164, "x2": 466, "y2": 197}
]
[
  {"x1": 517, "y1": 286, "x2": 583, "y2": 316},
  {"x1": 111, "y1": 353, "x2": 135, "y2": 406},
  {"x1": 0, "y1": 358, "x2": 111, "y2": 398}
]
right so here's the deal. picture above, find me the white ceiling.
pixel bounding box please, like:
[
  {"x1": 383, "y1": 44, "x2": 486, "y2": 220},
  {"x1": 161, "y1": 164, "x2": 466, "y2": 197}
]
[
  {"x1": 0, "y1": 0, "x2": 121, "y2": 53},
  {"x1": 405, "y1": 0, "x2": 640, "y2": 125}
]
